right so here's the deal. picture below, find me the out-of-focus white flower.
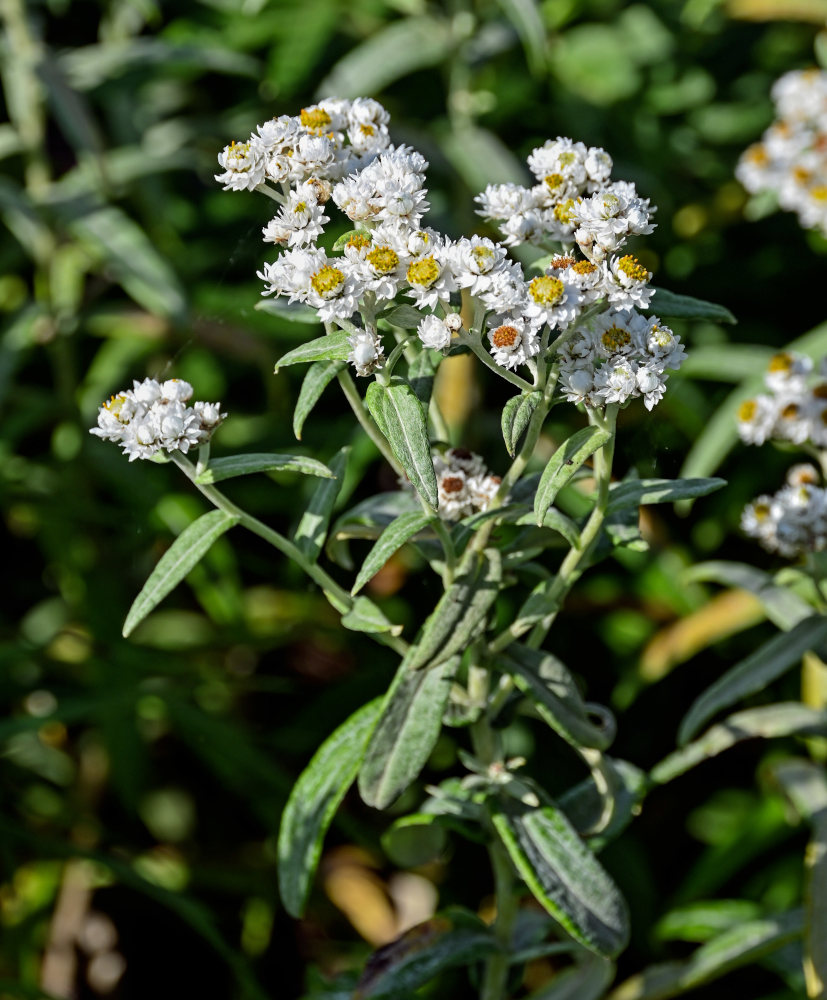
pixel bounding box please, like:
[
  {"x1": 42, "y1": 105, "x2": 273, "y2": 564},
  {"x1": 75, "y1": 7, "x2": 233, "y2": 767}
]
[
  {"x1": 742, "y1": 463, "x2": 827, "y2": 557},
  {"x1": 426, "y1": 448, "x2": 502, "y2": 520}
]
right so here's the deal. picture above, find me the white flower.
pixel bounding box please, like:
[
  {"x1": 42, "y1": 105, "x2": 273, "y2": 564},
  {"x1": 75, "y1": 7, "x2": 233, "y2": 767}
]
[
  {"x1": 487, "y1": 317, "x2": 540, "y2": 370},
  {"x1": 417, "y1": 313, "x2": 454, "y2": 352},
  {"x1": 479, "y1": 259, "x2": 528, "y2": 314},
  {"x1": 524, "y1": 273, "x2": 582, "y2": 330},
  {"x1": 426, "y1": 448, "x2": 501, "y2": 520},
  {"x1": 404, "y1": 242, "x2": 457, "y2": 310},
  {"x1": 347, "y1": 329, "x2": 384, "y2": 377},
  {"x1": 262, "y1": 183, "x2": 329, "y2": 247},
  {"x1": 606, "y1": 254, "x2": 654, "y2": 310},
  {"x1": 475, "y1": 183, "x2": 535, "y2": 222},
  {"x1": 764, "y1": 351, "x2": 813, "y2": 394},
  {"x1": 448, "y1": 235, "x2": 508, "y2": 296},
  {"x1": 572, "y1": 181, "x2": 656, "y2": 261},
  {"x1": 736, "y1": 394, "x2": 778, "y2": 446},
  {"x1": 215, "y1": 140, "x2": 266, "y2": 191},
  {"x1": 352, "y1": 241, "x2": 408, "y2": 301}
]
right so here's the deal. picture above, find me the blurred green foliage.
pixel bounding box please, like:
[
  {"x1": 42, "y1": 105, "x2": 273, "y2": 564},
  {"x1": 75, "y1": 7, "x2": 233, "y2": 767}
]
[{"x1": 2, "y1": 0, "x2": 827, "y2": 997}]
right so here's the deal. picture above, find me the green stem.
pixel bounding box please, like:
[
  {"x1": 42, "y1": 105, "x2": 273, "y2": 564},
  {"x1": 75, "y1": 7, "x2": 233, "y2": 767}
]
[
  {"x1": 462, "y1": 334, "x2": 534, "y2": 393},
  {"x1": 169, "y1": 453, "x2": 408, "y2": 656},
  {"x1": 336, "y1": 369, "x2": 406, "y2": 479}
]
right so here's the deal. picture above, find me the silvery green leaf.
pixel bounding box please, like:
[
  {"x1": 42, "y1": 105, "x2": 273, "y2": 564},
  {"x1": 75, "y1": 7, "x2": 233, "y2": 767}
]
[
  {"x1": 495, "y1": 0, "x2": 547, "y2": 74},
  {"x1": 352, "y1": 511, "x2": 432, "y2": 595},
  {"x1": 526, "y1": 955, "x2": 614, "y2": 1000},
  {"x1": 606, "y1": 910, "x2": 804, "y2": 1000},
  {"x1": 655, "y1": 900, "x2": 763, "y2": 944},
  {"x1": 353, "y1": 908, "x2": 494, "y2": 999},
  {"x1": 366, "y1": 377, "x2": 438, "y2": 511},
  {"x1": 684, "y1": 560, "x2": 813, "y2": 631},
  {"x1": 257, "y1": 297, "x2": 321, "y2": 325},
  {"x1": 677, "y1": 344, "x2": 773, "y2": 382},
  {"x1": 317, "y1": 16, "x2": 453, "y2": 97},
  {"x1": 441, "y1": 123, "x2": 527, "y2": 192},
  {"x1": 293, "y1": 360, "x2": 345, "y2": 440},
  {"x1": 501, "y1": 644, "x2": 615, "y2": 750},
  {"x1": 512, "y1": 507, "x2": 581, "y2": 548},
  {"x1": 502, "y1": 391, "x2": 543, "y2": 457},
  {"x1": 606, "y1": 477, "x2": 726, "y2": 513},
  {"x1": 407, "y1": 348, "x2": 441, "y2": 407},
  {"x1": 123, "y1": 510, "x2": 239, "y2": 637},
  {"x1": 358, "y1": 656, "x2": 459, "y2": 809},
  {"x1": 274, "y1": 330, "x2": 350, "y2": 370},
  {"x1": 490, "y1": 796, "x2": 630, "y2": 957},
  {"x1": 381, "y1": 304, "x2": 426, "y2": 329},
  {"x1": 341, "y1": 596, "x2": 403, "y2": 636},
  {"x1": 646, "y1": 287, "x2": 736, "y2": 324},
  {"x1": 332, "y1": 229, "x2": 362, "y2": 250},
  {"x1": 678, "y1": 615, "x2": 827, "y2": 744},
  {"x1": 293, "y1": 446, "x2": 349, "y2": 563},
  {"x1": 535, "y1": 426, "x2": 612, "y2": 525},
  {"x1": 558, "y1": 758, "x2": 649, "y2": 852},
  {"x1": 652, "y1": 704, "x2": 827, "y2": 785},
  {"x1": 278, "y1": 699, "x2": 382, "y2": 918},
  {"x1": 195, "y1": 453, "x2": 334, "y2": 484},
  {"x1": 405, "y1": 549, "x2": 502, "y2": 671}
]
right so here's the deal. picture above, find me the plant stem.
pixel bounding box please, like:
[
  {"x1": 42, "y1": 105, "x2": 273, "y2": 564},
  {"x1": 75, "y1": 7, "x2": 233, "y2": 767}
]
[
  {"x1": 462, "y1": 334, "x2": 535, "y2": 393},
  {"x1": 336, "y1": 368, "x2": 406, "y2": 478},
  {"x1": 169, "y1": 452, "x2": 408, "y2": 655}
]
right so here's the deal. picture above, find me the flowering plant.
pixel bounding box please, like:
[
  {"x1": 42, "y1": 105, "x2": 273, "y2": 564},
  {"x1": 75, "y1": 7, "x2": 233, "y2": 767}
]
[{"x1": 91, "y1": 98, "x2": 742, "y2": 997}]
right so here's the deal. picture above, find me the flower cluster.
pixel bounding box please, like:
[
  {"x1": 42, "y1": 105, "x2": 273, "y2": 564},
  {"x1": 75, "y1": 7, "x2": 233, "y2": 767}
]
[
  {"x1": 736, "y1": 351, "x2": 827, "y2": 447},
  {"x1": 433, "y1": 448, "x2": 502, "y2": 521},
  {"x1": 219, "y1": 98, "x2": 685, "y2": 411},
  {"x1": 89, "y1": 378, "x2": 226, "y2": 461},
  {"x1": 742, "y1": 464, "x2": 827, "y2": 557},
  {"x1": 737, "y1": 69, "x2": 827, "y2": 236}
]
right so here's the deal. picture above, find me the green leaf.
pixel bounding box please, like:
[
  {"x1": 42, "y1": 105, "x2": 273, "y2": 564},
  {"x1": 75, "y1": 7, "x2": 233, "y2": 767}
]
[
  {"x1": 441, "y1": 122, "x2": 528, "y2": 192},
  {"x1": 195, "y1": 453, "x2": 334, "y2": 484},
  {"x1": 502, "y1": 391, "x2": 542, "y2": 458},
  {"x1": 655, "y1": 900, "x2": 763, "y2": 944},
  {"x1": 652, "y1": 704, "x2": 827, "y2": 785},
  {"x1": 381, "y1": 304, "x2": 426, "y2": 329},
  {"x1": 677, "y1": 344, "x2": 773, "y2": 382},
  {"x1": 558, "y1": 758, "x2": 649, "y2": 852},
  {"x1": 495, "y1": 0, "x2": 547, "y2": 75},
  {"x1": 353, "y1": 908, "x2": 494, "y2": 999},
  {"x1": 535, "y1": 426, "x2": 612, "y2": 525},
  {"x1": 684, "y1": 561, "x2": 814, "y2": 631},
  {"x1": 332, "y1": 228, "x2": 362, "y2": 250},
  {"x1": 293, "y1": 446, "x2": 349, "y2": 563},
  {"x1": 358, "y1": 656, "x2": 459, "y2": 809},
  {"x1": 341, "y1": 596, "x2": 403, "y2": 636},
  {"x1": 526, "y1": 955, "x2": 614, "y2": 1000},
  {"x1": 68, "y1": 205, "x2": 186, "y2": 321},
  {"x1": 606, "y1": 477, "x2": 726, "y2": 513},
  {"x1": 405, "y1": 548, "x2": 502, "y2": 671},
  {"x1": 274, "y1": 330, "x2": 350, "y2": 370},
  {"x1": 123, "y1": 510, "x2": 239, "y2": 637},
  {"x1": 646, "y1": 287, "x2": 736, "y2": 324},
  {"x1": 407, "y1": 348, "x2": 441, "y2": 407},
  {"x1": 500, "y1": 644, "x2": 615, "y2": 750},
  {"x1": 490, "y1": 796, "x2": 630, "y2": 956},
  {"x1": 257, "y1": 297, "x2": 321, "y2": 325},
  {"x1": 366, "y1": 378, "x2": 438, "y2": 511},
  {"x1": 607, "y1": 910, "x2": 804, "y2": 1000},
  {"x1": 317, "y1": 16, "x2": 453, "y2": 97},
  {"x1": 293, "y1": 360, "x2": 345, "y2": 440},
  {"x1": 678, "y1": 615, "x2": 827, "y2": 744},
  {"x1": 352, "y1": 511, "x2": 432, "y2": 595},
  {"x1": 277, "y1": 699, "x2": 381, "y2": 918}
]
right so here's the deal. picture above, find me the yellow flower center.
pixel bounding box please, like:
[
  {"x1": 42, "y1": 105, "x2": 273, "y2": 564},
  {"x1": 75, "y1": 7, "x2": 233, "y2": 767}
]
[
  {"x1": 366, "y1": 246, "x2": 399, "y2": 274},
  {"x1": 293, "y1": 201, "x2": 307, "y2": 214},
  {"x1": 559, "y1": 151, "x2": 576, "y2": 167},
  {"x1": 300, "y1": 107, "x2": 332, "y2": 131},
  {"x1": 601, "y1": 326, "x2": 631, "y2": 352},
  {"x1": 811, "y1": 185, "x2": 827, "y2": 202},
  {"x1": 529, "y1": 276, "x2": 564, "y2": 307},
  {"x1": 571, "y1": 260, "x2": 597, "y2": 276},
  {"x1": 345, "y1": 233, "x2": 371, "y2": 252},
  {"x1": 103, "y1": 393, "x2": 129, "y2": 421},
  {"x1": 471, "y1": 245, "x2": 495, "y2": 270},
  {"x1": 553, "y1": 199, "x2": 577, "y2": 224},
  {"x1": 746, "y1": 144, "x2": 768, "y2": 165},
  {"x1": 358, "y1": 123, "x2": 375, "y2": 136},
  {"x1": 617, "y1": 255, "x2": 649, "y2": 282},
  {"x1": 738, "y1": 399, "x2": 757, "y2": 422},
  {"x1": 754, "y1": 502, "x2": 770, "y2": 520},
  {"x1": 310, "y1": 265, "x2": 345, "y2": 298},
  {"x1": 407, "y1": 257, "x2": 440, "y2": 288},
  {"x1": 781, "y1": 403, "x2": 800, "y2": 420},
  {"x1": 544, "y1": 173, "x2": 565, "y2": 192},
  {"x1": 793, "y1": 166, "x2": 812, "y2": 185},
  {"x1": 492, "y1": 325, "x2": 520, "y2": 348},
  {"x1": 768, "y1": 352, "x2": 793, "y2": 373}
]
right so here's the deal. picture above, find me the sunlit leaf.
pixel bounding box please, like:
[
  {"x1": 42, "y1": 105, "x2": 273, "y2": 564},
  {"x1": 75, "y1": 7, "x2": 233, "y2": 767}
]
[
  {"x1": 352, "y1": 511, "x2": 432, "y2": 595},
  {"x1": 535, "y1": 425, "x2": 612, "y2": 524},
  {"x1": 195, "y1": 453, "x2": 334, "y2": 483}
]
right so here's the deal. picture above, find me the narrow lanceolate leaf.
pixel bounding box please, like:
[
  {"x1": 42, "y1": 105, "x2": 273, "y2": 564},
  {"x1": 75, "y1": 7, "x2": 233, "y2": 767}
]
[
  {"x1": 678, "y1": 614, "x2": 827, "y2": 744},
  {"x1": 293, "y1": 360, "x2": 345, "y2": 439},
  {"x1": 277, "y1": 699, "x2": 381, "y2": 918},
  {"x1": 407, "y1": 348, "x2": 440, "y2": 406},
  {"x1": 256, "y1": 297, "x2": 320, "y2": 325},
  {"x1": 502, "y1": 391, "x2": 542, "y2": 457},
  {"x1": 606, "y1": 477, "x2": 726, "y2": 513},
  {"x1": 652, "y1": 704, "x2": 827, "y2": 785},
  {"x1": 535, "y1": 425, "x2": 612, "y2": 525},
  {"x1": 381, "y1": 304, "x2": 426, "y2": 329},
  {"x1": 685, "y1": 560, "x2": 813, "y2": 631},
  {"x1": 366, "y1": 377, "x2": 438, "y2": 511},
  {"x1": 607, "y1": 910, "x2": 804, "y2": 1000},
  {"x1": 123, "y1": 510, "x2": 239, "y2": 637},
  {"x1": 490, "y1": 796, "x2": 630, "y2": 957},
  {"x1": 352, "y1": 511, "x2": 431, "y2": 595},
  {"x1": 500, "y1": 644, "x2": 615, "y2": 750},
  {"x1": 405, "y1": 549, "x2": 502, "y2": 671},
  {"x1": 341, "y1": 596, "x2": 403, "y2": 636},
  {"x1": 293, "y1": 446, "x2": 349, "y2": 563},
  {"x1": 646, "y1": 287, "x2": 737, "y2": 325},
  {"x1": 559, "y1": 759, "x2": 649, "y2": 852},
  {"x1": 273, "y1": 330, "x2": 350, "y2": 371},
  {"x1": 769, "y1": 759, "x2": 827, "y2": 999},
  {"x1": 358, "y1": 657, "x2": 459, "y2": 809},
  {"x1": 354, "y1": 908, "x2": 494, "y2": 999},
  {"x1": 528, "y1": 955, "x2": 614, "y2": 1000},
  {"x1": 195, "y1": 453, "x2": 334, "y2": 484}
]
